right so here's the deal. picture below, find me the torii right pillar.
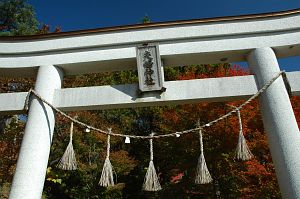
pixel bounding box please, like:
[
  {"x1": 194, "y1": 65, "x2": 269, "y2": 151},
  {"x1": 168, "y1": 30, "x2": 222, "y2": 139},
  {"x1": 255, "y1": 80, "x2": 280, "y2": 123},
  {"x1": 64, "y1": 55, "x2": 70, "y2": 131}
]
[{"x1": 247, "y1": 47, "x2": 300, "y2": 198}]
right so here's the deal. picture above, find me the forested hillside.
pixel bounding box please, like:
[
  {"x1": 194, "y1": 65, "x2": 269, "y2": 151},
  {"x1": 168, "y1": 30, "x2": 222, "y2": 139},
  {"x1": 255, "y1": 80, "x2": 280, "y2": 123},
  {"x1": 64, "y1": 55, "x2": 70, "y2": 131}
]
[
  {"x1": 1, "y1": 1, "x2": 300, "y2": 198},
  {"x1": 1, "y1": 64, "x2": 299, "y2": 198}
]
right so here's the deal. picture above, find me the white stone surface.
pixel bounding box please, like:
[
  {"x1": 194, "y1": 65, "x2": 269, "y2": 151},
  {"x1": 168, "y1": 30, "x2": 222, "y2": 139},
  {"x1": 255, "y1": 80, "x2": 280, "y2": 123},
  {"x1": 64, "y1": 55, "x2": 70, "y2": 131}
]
[
  {"x1": 0, "y1": 12, "x2": 300, "y2": 76},
  {"x1": 9, "y1": 65, "x2": 64, "y2": 199},
  {"x1": 1, "y1": 15, "x2": 300, "y2": 54},
  {"x1": 0, "y1": 92, "x2": 28, "y2": 115},
  {"x1": 288, "y1": 71, "x2": 300, "y2": 96},
  {"x1": 0, "y1": 72, "x2": 299, "y2": 113},
  {"x1": 247, "y1": 48, "x2": 300, "y2": 199}
]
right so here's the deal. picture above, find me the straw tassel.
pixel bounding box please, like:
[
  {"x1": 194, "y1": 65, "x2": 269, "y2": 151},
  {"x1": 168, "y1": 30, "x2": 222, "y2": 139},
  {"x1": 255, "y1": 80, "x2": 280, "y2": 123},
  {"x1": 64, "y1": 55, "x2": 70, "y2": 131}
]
[
  {"x1": 236, "y1": 109, "x2": 253, "y2": 161},
  {"x1": 195, "y1": 128, "x2": 213, "y2": 184},
  {"x1": 99, "y1": 128, "x2": 115, "y2": 187},
  {"x1": 143, "y1": 133, "x2": 162, "y2": 191},
  {"x1": 57, "y1": 122, "x2": 78, "y2": 170}
]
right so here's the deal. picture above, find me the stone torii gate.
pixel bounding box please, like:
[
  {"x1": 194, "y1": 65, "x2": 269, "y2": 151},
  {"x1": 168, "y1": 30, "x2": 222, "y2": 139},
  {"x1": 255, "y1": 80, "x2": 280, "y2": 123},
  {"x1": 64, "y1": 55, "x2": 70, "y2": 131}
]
[{"x1": 1, "y1": 9, "x2": 300, "y2": 199}]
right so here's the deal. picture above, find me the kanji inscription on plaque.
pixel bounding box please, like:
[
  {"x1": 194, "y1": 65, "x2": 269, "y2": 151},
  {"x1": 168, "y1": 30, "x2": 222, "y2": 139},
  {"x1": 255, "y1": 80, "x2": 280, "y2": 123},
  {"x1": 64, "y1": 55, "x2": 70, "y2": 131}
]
[{"x1": 136, "y1": 44, "x2": 163, "y2": 92}]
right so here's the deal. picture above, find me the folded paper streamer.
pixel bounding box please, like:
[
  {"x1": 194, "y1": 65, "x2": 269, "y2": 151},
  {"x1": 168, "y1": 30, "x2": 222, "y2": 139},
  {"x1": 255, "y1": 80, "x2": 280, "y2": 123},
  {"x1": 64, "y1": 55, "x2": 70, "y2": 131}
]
[{"x1": 125, "y1": 136, "x2": 130, "y2": 144}]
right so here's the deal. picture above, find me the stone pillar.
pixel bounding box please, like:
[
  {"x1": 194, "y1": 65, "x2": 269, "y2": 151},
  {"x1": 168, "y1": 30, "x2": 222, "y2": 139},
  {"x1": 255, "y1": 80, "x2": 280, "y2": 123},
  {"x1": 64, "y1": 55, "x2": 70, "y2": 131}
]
[
  {"x1": 247, "y1": 47, "x2": 300, "y2": 198},
  {"x1": 9, "y1": 65, "x2": 64, "y2": 199}
]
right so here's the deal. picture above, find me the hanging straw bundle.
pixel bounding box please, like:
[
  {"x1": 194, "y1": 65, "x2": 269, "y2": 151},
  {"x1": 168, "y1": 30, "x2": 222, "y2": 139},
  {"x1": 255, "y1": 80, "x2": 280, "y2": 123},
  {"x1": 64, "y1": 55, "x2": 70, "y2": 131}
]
[
  {"x1": 195, "y1": 128, "x2": 213, "y2": 184},
  {"x1": 235, "y1": 109, "x2": 253, "y2": 161},
  {"x1": 99, "y1": 128, "x2": 115, "y2": 187},
  {"x1": 143, "y1": 133, "x2": 162, "y2": 191},
  {"x1": 57, "y1": 122, "x2": 78, "y2": 170}
]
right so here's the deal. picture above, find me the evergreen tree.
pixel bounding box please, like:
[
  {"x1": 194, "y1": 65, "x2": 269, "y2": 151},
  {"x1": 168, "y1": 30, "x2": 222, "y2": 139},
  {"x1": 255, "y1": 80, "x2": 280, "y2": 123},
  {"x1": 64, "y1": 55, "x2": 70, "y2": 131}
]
[{"x1": 0, "y1": 0, "x2": 38, "y2": 36}]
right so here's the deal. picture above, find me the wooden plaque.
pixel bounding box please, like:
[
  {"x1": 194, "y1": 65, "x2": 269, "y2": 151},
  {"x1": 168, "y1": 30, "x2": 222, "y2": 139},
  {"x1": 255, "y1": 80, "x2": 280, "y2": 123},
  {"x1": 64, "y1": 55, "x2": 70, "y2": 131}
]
[{"x1": 136, "y1": 43, "x2": 163, "y2": 92}]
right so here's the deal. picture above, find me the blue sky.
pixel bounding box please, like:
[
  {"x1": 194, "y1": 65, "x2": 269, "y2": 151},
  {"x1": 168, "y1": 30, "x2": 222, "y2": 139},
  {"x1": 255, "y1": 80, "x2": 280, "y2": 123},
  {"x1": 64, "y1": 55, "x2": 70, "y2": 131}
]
[{"x1": 27, "y1": 0, "x2": 300, "y2": 71}]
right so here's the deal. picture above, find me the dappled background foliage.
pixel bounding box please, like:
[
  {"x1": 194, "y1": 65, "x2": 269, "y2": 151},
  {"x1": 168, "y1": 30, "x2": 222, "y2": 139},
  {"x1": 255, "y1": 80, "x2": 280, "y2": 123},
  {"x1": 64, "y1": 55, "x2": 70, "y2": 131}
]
[
  {"x1": 1, "y1": 1, "x2": 300, "y2": 198},
  {"x1": 1, "y1": 64, "x2": 299, "y2": 198}
]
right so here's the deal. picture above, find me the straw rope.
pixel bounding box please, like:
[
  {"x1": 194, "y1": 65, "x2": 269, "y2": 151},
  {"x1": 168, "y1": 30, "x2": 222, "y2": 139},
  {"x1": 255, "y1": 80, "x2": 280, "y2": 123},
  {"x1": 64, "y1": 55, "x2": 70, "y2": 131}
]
[{"x1": 24, "y1": 71, "x2": 284, "y2": 139}]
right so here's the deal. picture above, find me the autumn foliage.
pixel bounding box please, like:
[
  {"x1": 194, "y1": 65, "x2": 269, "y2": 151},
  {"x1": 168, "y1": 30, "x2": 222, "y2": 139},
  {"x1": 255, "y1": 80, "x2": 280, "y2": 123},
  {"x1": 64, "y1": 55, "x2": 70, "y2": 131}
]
[{"x1": 0, "y1": 64, "x2": 299, "y2": 198}]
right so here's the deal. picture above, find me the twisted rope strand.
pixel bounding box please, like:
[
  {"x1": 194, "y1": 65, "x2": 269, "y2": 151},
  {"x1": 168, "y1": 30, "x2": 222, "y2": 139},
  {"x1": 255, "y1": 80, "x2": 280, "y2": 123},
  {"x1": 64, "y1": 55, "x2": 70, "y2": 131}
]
[
  {"x1": 107, "y1": 128, "x2": 111, "y2": 158},
  {"x1": 150, "y1": 133, "x2": 154, "y2": 161},
  {"x1": 237, "y1": 110, "x2": 243, "y2": 133},
  {"x1": 70, "y1": 122, "x2": 74, "y2": 141},
  {"x1": 24, "y1": 71, "x2": 283, "y2": 140},
  {"x1": 199, "y1": 129, "x2": 203, "y2": 154},
  {"x1": 227, "y1": 105, "x2": 243, "y2": 133}
]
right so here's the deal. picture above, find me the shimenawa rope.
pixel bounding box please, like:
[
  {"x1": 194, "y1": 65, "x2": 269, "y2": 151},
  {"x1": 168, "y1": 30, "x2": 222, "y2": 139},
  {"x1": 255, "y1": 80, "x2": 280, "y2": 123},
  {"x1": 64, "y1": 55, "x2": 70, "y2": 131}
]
[{"x1": 24, "y1": 71, "x2": 284, "y2": 139}]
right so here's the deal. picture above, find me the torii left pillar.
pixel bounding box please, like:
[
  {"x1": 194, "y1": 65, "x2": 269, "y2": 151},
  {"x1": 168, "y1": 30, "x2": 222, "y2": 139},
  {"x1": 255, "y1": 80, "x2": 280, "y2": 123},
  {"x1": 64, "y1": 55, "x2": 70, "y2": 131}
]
[{"x1": 9, "y1": 65, "x2": 64, "y2": 199}]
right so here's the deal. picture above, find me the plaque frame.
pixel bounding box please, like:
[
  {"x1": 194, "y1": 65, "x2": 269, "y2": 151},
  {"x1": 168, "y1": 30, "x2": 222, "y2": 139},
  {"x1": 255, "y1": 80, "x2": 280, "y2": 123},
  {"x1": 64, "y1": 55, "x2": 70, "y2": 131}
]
[{"x1": 136, "y1": 43, "x2": 164, "y2": 92}]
